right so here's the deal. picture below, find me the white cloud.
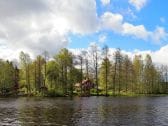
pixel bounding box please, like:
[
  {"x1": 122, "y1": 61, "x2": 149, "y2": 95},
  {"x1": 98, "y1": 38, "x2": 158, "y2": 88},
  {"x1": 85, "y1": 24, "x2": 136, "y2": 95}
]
[
  {"x1": 101, "y1": 0, "x2": 110, "y2": 6},
  {"x1": 98, "y1": 34, "x2": 107, "y2": 43},
  {"x1": 129, "y1": 0, "x2": 147, "y2": 11},
  {"x1": 124, "y1": 7, "x2": 137, "y2": 20},
  {"x1": 0, "y1": 0, "x2": 168, "y2": 62},
  {"x1": 129, "y1": 45, "x2": 168, "y2": 66},
  {"x1": 151, "y1": 27, "x2": 168, "y2": 43},
  {"x1": 101, "y1": 12, "x2": 168, "y2": 42},
  {"x1": 122, "y1": 23, "x2": 150, "y2": 40},
  {"x1": 0, "y1": 0, "x2": 99, "y2": 60},
  {"x1": 70, "y1": 44, "x2": 168, "y2": 66},
  {"x1": 151, "y1": 45, "x2": 168, "y2": 65},
  {"x1": 47, "y1": 0, "x2": 99, "y2": 34},
  {"x1": 101, "y1": 12, "x2": 123, "y2": 33}
]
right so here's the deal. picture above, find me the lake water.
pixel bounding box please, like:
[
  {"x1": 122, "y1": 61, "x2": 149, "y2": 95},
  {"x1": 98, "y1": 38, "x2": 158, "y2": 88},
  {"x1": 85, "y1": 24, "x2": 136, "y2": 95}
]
[{"x1": 0, "y1": 96, "x2": 168, "y2": 126}]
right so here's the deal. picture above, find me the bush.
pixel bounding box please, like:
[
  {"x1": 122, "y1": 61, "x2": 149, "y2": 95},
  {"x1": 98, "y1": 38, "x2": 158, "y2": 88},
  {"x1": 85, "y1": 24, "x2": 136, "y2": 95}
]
[{"x1": 46, "y1": 89, "x2": 64, "y2": 97}]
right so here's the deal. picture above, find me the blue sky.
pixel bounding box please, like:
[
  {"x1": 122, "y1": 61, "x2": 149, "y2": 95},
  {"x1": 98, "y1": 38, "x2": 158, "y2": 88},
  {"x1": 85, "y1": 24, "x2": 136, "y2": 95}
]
[
  {"x1": 68, "y1": 0, "x2": 168, "y2": 51},
  {"x1": 0, "y1": 0, "x2": 168, "y2": 65}
]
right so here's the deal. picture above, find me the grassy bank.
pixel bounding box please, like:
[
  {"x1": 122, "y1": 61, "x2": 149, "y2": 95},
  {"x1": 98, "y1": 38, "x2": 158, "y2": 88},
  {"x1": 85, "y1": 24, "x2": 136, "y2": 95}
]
[{"x1": 1, "y1": 90, "x2": 168, "y2": 97}]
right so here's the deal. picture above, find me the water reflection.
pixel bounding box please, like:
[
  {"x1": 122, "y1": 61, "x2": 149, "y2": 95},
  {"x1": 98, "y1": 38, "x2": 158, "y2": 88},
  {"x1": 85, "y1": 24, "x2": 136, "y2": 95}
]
[{"x1": 0, "y1": 96, "x2": 168, "y2": 125}]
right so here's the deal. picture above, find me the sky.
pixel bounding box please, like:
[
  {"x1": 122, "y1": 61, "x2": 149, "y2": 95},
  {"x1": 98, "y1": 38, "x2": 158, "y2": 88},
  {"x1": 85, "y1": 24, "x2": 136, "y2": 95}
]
[{"x1": 0, "y1": 0, "x2": 168, "y2": 65}]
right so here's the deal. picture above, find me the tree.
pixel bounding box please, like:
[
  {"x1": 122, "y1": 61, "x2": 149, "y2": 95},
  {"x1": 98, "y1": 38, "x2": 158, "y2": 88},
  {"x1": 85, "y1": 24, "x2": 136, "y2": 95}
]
[
  {"x1": 42, "y1": 51, "x2": 49, "y2": 88},
  {"x1": 2, "y1": 45, "x2": 168, "y2": 97},
  {"x1": 99, "y1": 57, "x2": 111, "y2": 95},
  {"x1": 78, "y1": 55, "x2": 83, "y2": 94},
  {"x1": 19, "y1": 51, "x2": 31, "y2": 94},
  {"x1": 83, "y1": 51, "x2": 89, "y2": 78},
  {"x1": 14, "y1": 66, "x2": 19, "y2": 94},
  {"x1": 112, "y1": 48, "x2": 123, "y2": 95},
  {"x1": 35, "y1": 55, "x2": 45, "y2": 92},
  {"x1": 144, "y1": 54, "x2": 157, "y2": 94},
  {"x1": 34, "y1": 61, "x2": 37, "y2": 92},
  {"x1": 0, "y1": 60, "x2": 18, "y2": 95},
  {"x1": 102, "y1": 45, "x2": 110, "y2": 96},
  {"x1": 46, "y1": 61, "x2": 59, "y2": 90},
  {"x1": 90, "y1": 43, "x2": 99, "y2": 95},
  {"x1": 123, "y1": 55, "x2": 132, "y2": 93},
  {"x1": 160, "y1": 65, "x2": 168, "y2": 93},
  {"x1": 54, "y1": 48, "x2": 74, "y2": 95},
  {"x1": 133, "y1": 55, "x2": 144, "y2": 93}
]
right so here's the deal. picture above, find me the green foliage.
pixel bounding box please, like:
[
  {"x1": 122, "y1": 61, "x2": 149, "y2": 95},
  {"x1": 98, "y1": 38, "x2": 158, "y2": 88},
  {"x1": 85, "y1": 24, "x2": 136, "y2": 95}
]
[
  {"x1": 1, "y1": 47, "x2": 168, "y2": 97},
  {"x1": 99, "y1": 58, "x2": 111, "y2": 90},
  {"x1": 46, "y1": 89, "x2": 64, "y2": 97},
  {"x1": 0, "y1": 60, "x2": 18, "y2": 95}
]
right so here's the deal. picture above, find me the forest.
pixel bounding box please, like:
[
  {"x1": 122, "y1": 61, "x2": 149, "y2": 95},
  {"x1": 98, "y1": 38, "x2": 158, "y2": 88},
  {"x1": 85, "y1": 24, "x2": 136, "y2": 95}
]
[{"x1": 0, "y1": 45, "x2": 168, "y2": 97}]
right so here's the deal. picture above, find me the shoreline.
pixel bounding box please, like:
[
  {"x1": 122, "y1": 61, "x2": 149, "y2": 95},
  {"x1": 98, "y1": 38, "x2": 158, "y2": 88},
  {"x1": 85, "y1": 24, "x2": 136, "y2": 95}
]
[{"x1": 1, "y1": 93, "x2": 168, "y2": 98}]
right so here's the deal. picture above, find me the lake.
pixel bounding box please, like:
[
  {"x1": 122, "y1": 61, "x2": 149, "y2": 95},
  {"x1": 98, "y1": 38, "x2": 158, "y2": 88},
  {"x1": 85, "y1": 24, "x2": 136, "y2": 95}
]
[{"x1": 0, "y1": 96, "x2": 168, "y2": 126}]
